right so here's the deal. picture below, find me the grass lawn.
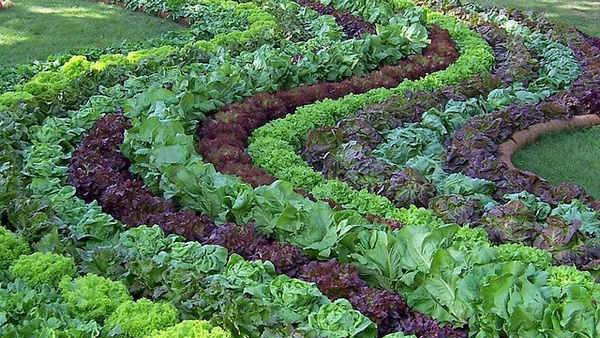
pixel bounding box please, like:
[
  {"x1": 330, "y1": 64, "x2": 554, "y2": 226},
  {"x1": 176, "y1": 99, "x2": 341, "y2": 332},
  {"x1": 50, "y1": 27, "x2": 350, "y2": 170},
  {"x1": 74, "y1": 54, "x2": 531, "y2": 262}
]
[
  {"x1": 466, "y1": 0, "x2": 600, "y2": 36},
  {"x1": 513, "y1": 125, "x2": 600, "y2": 199},
  {"x1": 0, "y1": 0, "x2": 183, "y2": 66}
]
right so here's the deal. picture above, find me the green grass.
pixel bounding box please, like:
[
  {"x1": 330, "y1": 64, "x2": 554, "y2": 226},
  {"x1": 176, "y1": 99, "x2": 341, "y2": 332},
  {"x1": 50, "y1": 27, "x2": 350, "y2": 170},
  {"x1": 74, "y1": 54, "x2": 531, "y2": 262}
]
[
  {"x1": 513, "y1": 125, "x2": 600, "y2": 198},
  {"x1": 466, "y1": 0, "x2": 600, "y2": 36},
  {"x1": 0, "y1": 0, "x2": 183, "y2": 66}
]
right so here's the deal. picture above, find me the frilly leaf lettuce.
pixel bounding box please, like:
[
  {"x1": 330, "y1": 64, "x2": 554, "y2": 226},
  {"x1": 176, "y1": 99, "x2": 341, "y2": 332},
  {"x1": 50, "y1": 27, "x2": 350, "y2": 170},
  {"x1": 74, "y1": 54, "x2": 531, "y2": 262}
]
[
  {"x1": 105, "y1": 299, "x2": 179, "y2": 338},
  {"x1": 59, "y1": 274, "x2": 131, "y2": 322},
  {"x1": 0, "y1": 226, "x2": 30, "y2": 271},
  {"x1": 147, "y1": 320, "x2": 231, "y2": 338},
  {"x1": 10, "y1": 252, "x2": 76, "y2": 287}
]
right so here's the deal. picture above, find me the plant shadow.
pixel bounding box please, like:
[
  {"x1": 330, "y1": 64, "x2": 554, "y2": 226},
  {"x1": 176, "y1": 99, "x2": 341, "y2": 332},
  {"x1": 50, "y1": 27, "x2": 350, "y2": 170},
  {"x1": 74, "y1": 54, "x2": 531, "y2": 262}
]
[{"x1": 0, "y1": 0, "x2": 181, "y2": 65}]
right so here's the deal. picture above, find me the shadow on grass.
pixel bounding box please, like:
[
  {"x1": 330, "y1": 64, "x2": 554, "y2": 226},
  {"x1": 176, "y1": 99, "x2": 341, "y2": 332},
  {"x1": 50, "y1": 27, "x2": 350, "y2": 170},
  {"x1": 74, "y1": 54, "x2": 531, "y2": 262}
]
[
  {"x1": 467, "y1": 0, "x2": 600, "y2": 36},
  {"x1": 514, "y1": 125, "x2": 600, "y2": 199},
  {"x1": 0, "y1": 0, "x2": 181, "y2": 65}
]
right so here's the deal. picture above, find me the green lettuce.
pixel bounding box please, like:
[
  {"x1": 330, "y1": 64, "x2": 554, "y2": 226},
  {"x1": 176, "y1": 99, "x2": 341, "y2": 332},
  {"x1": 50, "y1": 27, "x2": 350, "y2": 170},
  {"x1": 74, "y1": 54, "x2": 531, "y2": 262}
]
[{"x1": 303, "y1": 299, "x2": 377, "y2": 338}]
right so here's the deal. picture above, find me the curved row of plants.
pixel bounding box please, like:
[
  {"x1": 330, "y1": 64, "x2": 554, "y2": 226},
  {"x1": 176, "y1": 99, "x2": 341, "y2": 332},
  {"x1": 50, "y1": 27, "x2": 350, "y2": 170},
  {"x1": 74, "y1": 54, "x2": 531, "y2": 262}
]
[
  {"x1": 78, "y1": 1, "x2": 596, "y2": 335},
  {"x1": 241, "y1": 2, "x2": 597, "y2": 332},
  {"x1": 443, "y1": 37, "x2": 600, "y2": 265},
  {"x1": 68, "y1": 111, "x2": 462, "y2": 337},
  {"x1": 2, "y1": 0, "x2": 458, "y2": 337},
  {"x1": 0, "y1": 0, "x2": 302, "y2": 177},
  {"x1": 0, "y1": 0, "x2": 344, "y2": 114},
  {"x1": 37, "y1": 2, "x2": 454, "y2": 336},
  {"x1": 0, "y1": 0, "x2": 417, "y2": 336},
  {"x1": 1, "y1": 226, "x2": 235, "y2": 337},
  {"x1": 0, "y1": 0, "x2": 360, "y2": 94},
  {"x1": 55, "y1": 3, "x2": 584, "y2": 338},
  {"x1": 249, "y1": 0, "x2": 577, "y2": 227},
  {"x1": 1, "y1": 221, "x2": 387, "y2": 337},
  {"x1": 293, "y1": 2, "x2": 600, "y2": 271},
  {"x1": 1, "y1": 0, "x2": 399, "y2": 220},
  {"x1": 1, "y1": 0, "x2": 345, "y2": 241},
  {"x1": 3, "y1": 0, "x2": 600, "y2": 337},
  {"x1": 196, "y1": 21, "x2": 455, "y2": 185}
]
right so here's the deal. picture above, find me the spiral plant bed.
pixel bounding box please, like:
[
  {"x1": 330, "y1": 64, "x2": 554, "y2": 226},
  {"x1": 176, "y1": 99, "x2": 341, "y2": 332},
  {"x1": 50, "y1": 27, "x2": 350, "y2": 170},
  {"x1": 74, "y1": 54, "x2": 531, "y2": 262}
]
[{"x1": 2, "y1": 0, "x2": 600, "y2": 337}]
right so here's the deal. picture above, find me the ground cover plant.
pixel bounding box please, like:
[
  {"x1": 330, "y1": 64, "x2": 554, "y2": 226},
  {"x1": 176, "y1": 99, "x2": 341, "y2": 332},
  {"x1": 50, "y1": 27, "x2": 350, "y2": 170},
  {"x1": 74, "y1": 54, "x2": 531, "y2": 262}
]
[{"x1": 1, "y1": 0, "x2": 600, "y2": 337}]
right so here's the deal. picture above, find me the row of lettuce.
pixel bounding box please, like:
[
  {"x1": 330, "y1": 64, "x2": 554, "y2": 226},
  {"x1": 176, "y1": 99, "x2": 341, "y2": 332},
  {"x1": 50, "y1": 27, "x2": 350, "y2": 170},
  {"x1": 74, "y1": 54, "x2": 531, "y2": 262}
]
[
  {"x1": 0, "y1": 0, "x2": 320, "y2": 243},
  {"x1": 246, "y1": 0, "x2": 597, "y2": 266},
  {"x1": 1, "y1": 0, "x2": 429, "y2": 337},
  {"x1": 0, "y1": 0, "x2": 307, "y2": 113},
  {"x1": 2, "y1": 224, "x2": 403, "y2": 337},
  {"x1": 60, "y1": 2, "x2": 600, "y2": 338},
  {"x1": 0, "y1": 0, "x2": 340, "y2": 336},
  {"x1": 0, "y1": 0, "x2": 357, "y2": 94},
  {"x1": 298, "y1": 3, "x2": 600, "y2": 270},
  {"x1": 249, "y1": 2, "x2": 565, "y2": 226},
  {"x1": 59, "y1": 1, "x2": 470, "y2": 336},
  {"x1": 243, "y1": 2, "x2": 600, "y2": 336},
  {"x1": 4, "y1": 1, "x2": 600, "y2": 338},
  {"x1": 0, "y1": 0, "x2": 342, "y2": 186}
]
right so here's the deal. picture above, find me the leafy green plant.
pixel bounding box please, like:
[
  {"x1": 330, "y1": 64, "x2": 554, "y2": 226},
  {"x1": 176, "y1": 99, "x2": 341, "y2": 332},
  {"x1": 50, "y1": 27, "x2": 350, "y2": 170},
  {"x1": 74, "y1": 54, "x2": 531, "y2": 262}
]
[
  {"x1": 9, "y1": 252, "x2": 76, "y2": 287},
  {"x1": 105, "y1": 299, "x2": 179, "y2": 338},
  {"x1": 8, "y1": 1, "x2": 600, "y2": 338},
  {"x1": 0, "y1": 226, "x2": 30, "y2": 270},
  {"x1": 59, "y1": 274, "x2": 132, "y2": 322},
  {"x1": 0, "y1": 280, "x2": 102, "y2": 337},
  {"x1": 303, "y1": 299, "x2": 377, "y2": 338},
  {"x1": 147, "y1": 320, "x2": 231, "y2": 338}
]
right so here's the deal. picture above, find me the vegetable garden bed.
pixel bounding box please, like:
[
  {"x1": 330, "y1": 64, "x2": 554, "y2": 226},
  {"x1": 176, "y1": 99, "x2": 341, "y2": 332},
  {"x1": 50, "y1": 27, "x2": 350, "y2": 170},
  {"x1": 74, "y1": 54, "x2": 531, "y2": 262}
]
[{"x1": 1, "y1": 0, "x2": 600, "y2": 337}]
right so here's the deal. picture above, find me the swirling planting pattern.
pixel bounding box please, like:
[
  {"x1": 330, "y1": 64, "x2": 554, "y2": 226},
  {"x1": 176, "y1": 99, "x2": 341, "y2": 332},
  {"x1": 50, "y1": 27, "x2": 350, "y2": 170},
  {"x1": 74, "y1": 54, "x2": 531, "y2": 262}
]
[{"x1": 2, "y1": 0, "x2": 600, "y2": 337}]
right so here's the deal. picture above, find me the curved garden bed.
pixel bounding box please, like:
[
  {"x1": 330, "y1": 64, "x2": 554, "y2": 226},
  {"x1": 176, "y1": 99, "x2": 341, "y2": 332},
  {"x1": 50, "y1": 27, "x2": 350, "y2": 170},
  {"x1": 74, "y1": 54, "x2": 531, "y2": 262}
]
[{"x1": 2, "y1": 0, "x2": 600, "y2": 337}]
